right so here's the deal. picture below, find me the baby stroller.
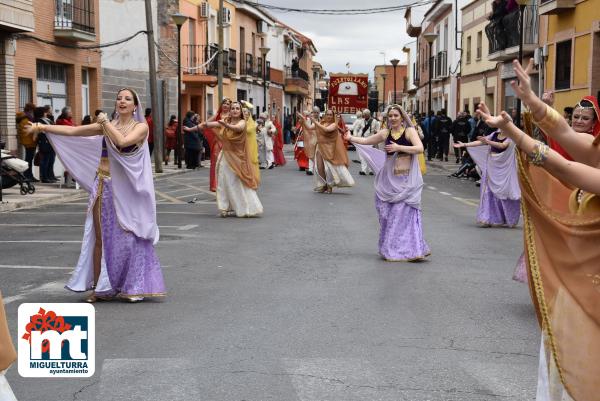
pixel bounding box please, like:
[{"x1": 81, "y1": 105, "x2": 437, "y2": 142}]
[{"x1": 1, "y1": 149, "x2": 35, "y2": 195}]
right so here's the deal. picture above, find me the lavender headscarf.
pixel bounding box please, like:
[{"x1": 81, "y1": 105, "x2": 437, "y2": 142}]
[
  {"x1": 47, "y1": 88, "x2": 159, "y2": 243},
  {"x1": 467, "y1": 132, "x2": 521, "y2": 200},
  {"x1": 354, "y1": 105, "x2": 424, "y2": 209}
]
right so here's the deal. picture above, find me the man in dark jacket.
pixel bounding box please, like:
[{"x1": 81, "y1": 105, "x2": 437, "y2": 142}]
[
  {"x1": 452, "y1": 111, "x2": 472, "y2": 163},
  {"x1": 433, "y1": 109, "x2": 453, "y2": 162},
  {"x1": 183, "y1": 111, "x2": 202, "y2": 169}
]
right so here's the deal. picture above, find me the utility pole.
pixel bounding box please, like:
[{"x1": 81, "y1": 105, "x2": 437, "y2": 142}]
[
  {"x1": 217, "y1": 0, "x2": 224, "y2": 103},
  {"x1": 145, "y1": 0, "x2": 163, "y2": 172}
]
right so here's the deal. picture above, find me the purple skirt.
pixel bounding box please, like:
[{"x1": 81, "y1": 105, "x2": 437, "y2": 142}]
[
  {"x1": 512, "y1": 252, "x2": 528, "y2": 283},
  {"x1": 93, "y1": 177, "x2": 166, "y2": 298},
  {"x1": 375, "y1": 194, "x2": 430, "y2": 261},
  {"x1": 477, "y1": 183, "x2": 520, "y2": 227}
]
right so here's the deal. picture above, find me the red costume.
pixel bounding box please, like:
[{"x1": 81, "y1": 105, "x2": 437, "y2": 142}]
[
  {"x1": 547, "y1": 95, "x2": 600, "y2": 161},
  {"x1": 294, "y1": 121, "x2": 309, "y2": 170},
  {"x1": 272, "y1": 117, "x2": 286, "y2": 166}
]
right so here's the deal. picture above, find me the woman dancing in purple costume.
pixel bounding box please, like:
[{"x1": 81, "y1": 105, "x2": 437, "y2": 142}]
[
  {"x1": 344, "y1": 105, "x2": 430, "y2": 262},
  {"x1": 27, "y1": 88, "x2": 166, "y2": 302}
]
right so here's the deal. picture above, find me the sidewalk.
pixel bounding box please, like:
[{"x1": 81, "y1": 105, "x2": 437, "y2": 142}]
[
  {"x1": 425, "y1": 158, "x2": 461, "y2": 174},
  {"x1": 0, "y1": 162, "x2": 188, "y2": 212}
]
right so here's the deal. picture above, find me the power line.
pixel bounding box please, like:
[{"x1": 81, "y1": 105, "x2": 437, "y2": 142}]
[
  {"x1": 251, "y1": 0, "x2": 436, "y2": 15},
  {"x1": 13, "y1": 30, "x2": 147, "y2": 50}
]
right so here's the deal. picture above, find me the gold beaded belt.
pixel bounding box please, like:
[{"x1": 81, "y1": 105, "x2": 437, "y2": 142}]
[
  {"x1": 97, "y1": 168, "x2": 111, "y2": 178},
  {"x1": 393, "y1": 168, "x2": 410, "y2": 176}
]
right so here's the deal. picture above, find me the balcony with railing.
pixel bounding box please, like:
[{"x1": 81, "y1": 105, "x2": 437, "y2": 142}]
[
  {"x1": 539, "y1": 0, "x2": 575, "y2": 15},
  {"x1": 240, "y1": 53, "x2": 253, "y2": 79},
  {"x1": 486, "y1": 5, "x2": 539, "y2": 62},
  {"x1": 54, "y1": 0, "x2": 96, "y2": 41},
  {"x1": 182, "y1": 44, "x2": 219, "y2": 78},
  {"x1": 284, "y1": 66, "x2": 309, "y2": 95}
]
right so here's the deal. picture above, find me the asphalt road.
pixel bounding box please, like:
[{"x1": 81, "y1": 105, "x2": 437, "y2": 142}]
[{"x1": 1, "y1": 152, "x2": 539, "y2": 401}]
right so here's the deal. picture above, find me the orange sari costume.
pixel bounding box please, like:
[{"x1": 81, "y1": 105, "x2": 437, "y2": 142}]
[{"x1": 519, "y1": 110, "x2": 600, "y2": 401}]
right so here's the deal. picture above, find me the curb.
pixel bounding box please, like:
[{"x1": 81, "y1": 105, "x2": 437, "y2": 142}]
[
  {"x1": 0, "y1": 190, "x2": 86, "y2": 213},
  {"x1": 0, "y1": 167, "x2": 191, "y2": 213}
]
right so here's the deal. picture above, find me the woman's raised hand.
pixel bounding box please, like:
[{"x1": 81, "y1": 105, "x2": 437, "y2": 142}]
[
  {"x1": 510, "y1": 59, "x2": 535, "y2": 103},
  {"x1": 96, "y1": 112, "x2": 109, "y2": 125},
  {"x1": 342, "y1": 130, "x2": 352, "y2": 142},
  {"x1": 476, "y1": 103, "x2": 511, "y2": 129},
  {"x1": 452, "y1": 142, "x2": 464, "y2": 149}
]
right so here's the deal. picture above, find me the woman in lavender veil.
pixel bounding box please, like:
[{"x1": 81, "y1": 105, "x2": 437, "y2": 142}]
[
  {"x1": 454, "y1": 125, "x2": 521, "y2": 227},
  {"x1": 26, "y1": 88, "x2": 166, "y2": 302},
  {"x1": 343, "y1": 105, "x2": 430, "y2": 262}
]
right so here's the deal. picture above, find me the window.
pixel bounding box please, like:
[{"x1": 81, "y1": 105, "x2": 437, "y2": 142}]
[
  {"x1": 555, "y1": 40, "x2": 572, "y2": 90},
  {"x1": 443, "y1": 19, "x2": 449, "y2": 52},
  {"x1": 37, "y1": 62, "x2": 66, "y2": 82},
  {"x1": 476, "y1": 31, "x2": 482, "y2": 59},
  {"x1": 18, "y1": 78, "x2": 32, "y2": 110},
  {"x1": 466, "y1": 36, "x2": 472, "y2": 64}
]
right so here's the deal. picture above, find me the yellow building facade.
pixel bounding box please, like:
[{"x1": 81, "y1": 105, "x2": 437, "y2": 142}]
[
  {"x1": 460, "y1": 0, "x2": 499, "y2": 115},
  {"x1": 540, "y1": 0, "x2": 600, "y2": 112}
]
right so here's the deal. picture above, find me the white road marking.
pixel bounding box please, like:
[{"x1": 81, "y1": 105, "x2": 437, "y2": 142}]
[
  {"x1": 154, "y1": 189, "x2": 186, "y2": 204},
  {"x1": 0, "y1": 240, "x2": 82, "y2": 243},
  {"x1": 0, "y1": 264, "x2": 72, "y2": 270},
  {"x1": 178, "y1": 224, "x2": 198, "y2": 231},
  {"x1": 3, "y1": 281, "x2": 66, "y2": 305},
  {"x1": 439, "y1": 191, "x2": 452, "y2": 196},
  {"x1": 428, "y1": 186, "x2": 437, "y2": 190},
  {"x1": 0, "y1": 224, "x2": 201, "y2": 229},
  {"x1": 452, "y1": 196, "x2": 479, "y2": 207}
]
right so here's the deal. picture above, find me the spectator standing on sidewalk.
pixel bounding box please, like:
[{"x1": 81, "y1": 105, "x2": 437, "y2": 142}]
[
  {"x1": 56, "y1": 107, "x2": 77, "y2": 186},
  {"x1": 423, "y1": 110, "x2": 437, "y2": 160},
  {"x1": 145, "y1": 108, "x2": 154, "y2": 156},
  {"x1": 35, "y1": 106, "x2": 57, "y2": 183},
  {"x1": 354, "y1": 109, "x2": 380, "y2": 175},
  {"x1": 433, "y1": 109, "x2": 453, "y2": 161},
  {"x1": 16, "y1": 102, "x2": 38, "y2": 181},
  {"x1": 164, "y1": 115, "x2": 177, "y2": 165},
  {"x1": 183, "y1": 111, "x2": 201, "y2": 169},
  {"x1": 452, "y1": 111, "x2": 472, "y2": 163}
]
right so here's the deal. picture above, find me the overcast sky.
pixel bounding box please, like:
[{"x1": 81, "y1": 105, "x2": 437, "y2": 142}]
[{"x1": 262, "y1": 0, "x2": 429, "y2": 79}]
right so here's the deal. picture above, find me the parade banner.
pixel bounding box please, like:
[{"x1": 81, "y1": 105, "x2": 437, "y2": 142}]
[{"x1": 327, "y1": 74, "x2": 369, "y2": 114}]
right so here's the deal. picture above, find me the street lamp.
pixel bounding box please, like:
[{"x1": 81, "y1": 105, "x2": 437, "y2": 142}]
[
  {"x1": 171, "y1": 12, "x2": 187, "y2": 169},
  {"x1": 390, "y1": 58, "x2": 399, "y2": 105},
  {"x1": 260, "y1": 47, "x2": 270, "y2": 113},
  {"x1": 515, "y1": 0, "x2": 528, "y2": 129},
  {"x1": 380, "y1": 72, "x2": 387, "y2": 109},
  {"x1": 423, "y1": 33, "x2": 438, "y2": 115}
]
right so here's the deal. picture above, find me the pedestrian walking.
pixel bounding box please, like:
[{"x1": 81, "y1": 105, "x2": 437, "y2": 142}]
[
  {"x1": 344, "y1": 105, "x2": 430, "y2": 261},
  {"x1": 199, "y1": 101, "x2": 263, "y2": 217},
  {"x1": 26, "y1": 88, "x2": 166, "y2": 303}
]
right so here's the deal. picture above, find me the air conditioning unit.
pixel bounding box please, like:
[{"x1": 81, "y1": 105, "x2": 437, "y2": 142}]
[
  {"x1": 221, "y1": 8, "x2": 231, "y2": 26},
  {"x1": 257, "y1": 20, "x2": 268, "y2": 35},
  {"x1": 199, "y1": 2, "x2": 210, "y2": 19}
]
